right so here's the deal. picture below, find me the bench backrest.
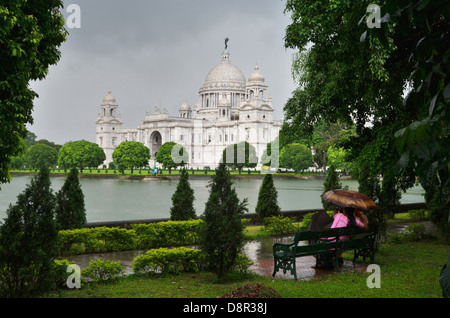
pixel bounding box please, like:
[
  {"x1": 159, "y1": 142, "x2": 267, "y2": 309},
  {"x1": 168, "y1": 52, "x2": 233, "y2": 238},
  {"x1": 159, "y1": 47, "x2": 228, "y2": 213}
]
[{"x1": 292, "y1": 225, "x2": 378, "y2": 251}]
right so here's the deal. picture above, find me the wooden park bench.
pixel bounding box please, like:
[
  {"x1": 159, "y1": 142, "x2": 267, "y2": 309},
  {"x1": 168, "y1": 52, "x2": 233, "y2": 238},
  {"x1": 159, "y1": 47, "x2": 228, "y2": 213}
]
[{"x1": 272, "y1": 225, "x2": 378, "y2": 280}]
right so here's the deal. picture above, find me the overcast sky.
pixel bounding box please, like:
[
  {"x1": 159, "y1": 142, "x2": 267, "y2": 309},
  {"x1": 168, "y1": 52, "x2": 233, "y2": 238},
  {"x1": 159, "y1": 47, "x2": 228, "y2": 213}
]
[{"x1": 28, "y1": 0, "x2": 296, "y2": 145}]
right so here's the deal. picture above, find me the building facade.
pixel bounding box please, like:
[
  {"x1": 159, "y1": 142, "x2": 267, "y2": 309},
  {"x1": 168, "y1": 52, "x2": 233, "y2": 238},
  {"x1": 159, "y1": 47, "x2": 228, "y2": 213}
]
[{"x1": 95, "y1": 48, "x2": 282, "y2": 169}]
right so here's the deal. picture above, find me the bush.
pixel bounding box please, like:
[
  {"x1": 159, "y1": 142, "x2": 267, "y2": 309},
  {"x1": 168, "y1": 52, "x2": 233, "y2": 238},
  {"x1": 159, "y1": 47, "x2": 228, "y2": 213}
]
[
  {"x1": 255, "y1": 173, "x2": 281, "y2": 220},
  {"x1": 386, "y1": 223, "x2": 436, "y2": 243},
  {"x1": 56, "y1": 167, "x2": 87, "y2": 230},
  {"x1": 408, "y1": 209, "x2": 430, "y2": 222},
  {"x1": 57, "y1": 219, "x2": 210, "y2": 255},
  {"x1": 0, "y1": 165, "x2": 59, "y2": 297},
  {"x1": 132, "y1": 247, "x2": 205, "y2": 275},
  {"x1": 263, "y1": 215, "x2": 297, "y2": 235},
  {"x1": 132, "y1": 219, "x2": 204, "y2": 249},
  {"x1": 53, "y1": 259, "x2": 76, "y2": 289},
  {"x1": 170, "y1": 168, "x2": 196, "y2": 220},
  {"x1": 404, "y1": 223, "x2": 436, "y2": 241},
  {"x1": 200, "y1": 163, "x2": 248, "y2": 278},
  {"x1": 82, "y1": 259, "x2": 124, "y2": 283},
  {"x1": 131, "y1": 247, "x2": 253, "y2": 276},
  {"x1": 58, "y1": 227, "x2": 137, "y2": 255}
]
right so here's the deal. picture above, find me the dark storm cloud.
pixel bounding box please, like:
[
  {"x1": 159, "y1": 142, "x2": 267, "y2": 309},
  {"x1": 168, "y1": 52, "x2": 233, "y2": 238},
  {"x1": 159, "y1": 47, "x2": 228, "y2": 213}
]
[{"x1": 29, "y1": 0, "x2": 295, "y2": 145}]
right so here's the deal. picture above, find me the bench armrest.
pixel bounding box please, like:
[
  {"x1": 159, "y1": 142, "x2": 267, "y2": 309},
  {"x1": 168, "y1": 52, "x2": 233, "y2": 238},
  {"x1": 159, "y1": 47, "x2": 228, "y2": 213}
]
[{"x1": 273, "y1": 242, "x2": 296, "y2": 256}]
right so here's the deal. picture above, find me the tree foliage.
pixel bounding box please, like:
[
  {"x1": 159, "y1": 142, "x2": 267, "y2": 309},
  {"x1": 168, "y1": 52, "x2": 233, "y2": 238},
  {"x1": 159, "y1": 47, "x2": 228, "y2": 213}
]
[
  {"x1": 200, "y1": 163, "x2": 248, "y2": 278},
  {"x1": 0, "y1": 165, "x2": 59, "y2": 297},
  {"x1": 56, "y1": 168, "x2": 87, "y2": 230},
  {"x1": 255, "y1": 173, "x2": 281, "y2": 220},
  {"x1": 170, "y1": 168, "x2": 196, "y2": 221},
  {"x1": 0, "y1": 2, "x2": 66, "y2": 188},
  {"x1": 322, "y1": 165, "x2": 343, "y2": 211},
  {"x1": 361, "y1": 0, "x2": 450, "y2": 237},
  {"x1": 279, "y1": 143, "x2": 313, "y2": 172},
  {"x1": 282, "y1": 0, "x2": 422, "y2": 228},
  {"x1": 24, "y1": 143, "x2": 58, "y2": 169},
  {"x1": 112, "y1": 141, "x2": 150, "y2": 174},
  {"x1": 261, "y1": 137, "x2": 280, "y2": 169},
  {"x1": 155, "y1": 142, "x2": 188, "y2": 174},
  {"x1": 58, "y1": 140, "x2": 106, "y2": 172},
  {"x1": 221, "y1": 141, "x2": 258, "y2": 174}
]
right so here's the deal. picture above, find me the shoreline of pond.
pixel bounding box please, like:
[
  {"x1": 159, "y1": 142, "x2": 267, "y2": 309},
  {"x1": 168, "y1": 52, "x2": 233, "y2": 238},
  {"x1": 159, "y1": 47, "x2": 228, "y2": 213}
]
[{"x1": 10, "y1": 171, "x2": 350, "y2": 181}]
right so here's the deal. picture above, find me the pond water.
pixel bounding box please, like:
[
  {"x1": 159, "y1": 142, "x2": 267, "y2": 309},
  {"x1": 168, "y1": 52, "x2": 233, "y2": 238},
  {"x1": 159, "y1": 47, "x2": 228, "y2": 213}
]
[{"x1": 0, "y1": 175, "x2": 424, "y2": 223}]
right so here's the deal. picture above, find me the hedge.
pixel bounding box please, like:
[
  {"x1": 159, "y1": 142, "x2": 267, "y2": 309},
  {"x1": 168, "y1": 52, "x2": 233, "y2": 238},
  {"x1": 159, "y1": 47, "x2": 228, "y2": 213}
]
[
  {"x1": 132, "y1": 247, "x2": 253, "y2": 276},
  {"x1": 132, "y1": 247, "x2": 206, "y2": 275},
  {"x1": 58, "y1": 219, "x2": 204, "y2": 255}
]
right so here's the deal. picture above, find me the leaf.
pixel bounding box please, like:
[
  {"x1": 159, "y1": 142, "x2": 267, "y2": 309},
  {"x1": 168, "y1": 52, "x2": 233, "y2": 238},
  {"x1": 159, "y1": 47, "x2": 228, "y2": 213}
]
[
  {"x1": 429, "y1": 93, "x2": 438, "y2": 115},
  {"x1": 412, "y1": 143, "x2": 430, "y2": 160},
  {"x1": 443, "y1": 83, "x2": 450, "y2": 100},
  {"x1": 415, "y1": 0, "x2": 431, "y2": 11},
  {"x1": 358, "y1": 14, "x2": 367, "y2": 26},
  {"x1": 360, "y1": 30, "x2": 367, "y2": 43},
  {"x1": 440, "y1": 253, "x2": 450, "y2": 298},
  {"x1": 398, "y1": 151, "x2": 410, "y2": 169},
  {"x1": 380, "y1": 13, "x2": 391, "y2": 23}
]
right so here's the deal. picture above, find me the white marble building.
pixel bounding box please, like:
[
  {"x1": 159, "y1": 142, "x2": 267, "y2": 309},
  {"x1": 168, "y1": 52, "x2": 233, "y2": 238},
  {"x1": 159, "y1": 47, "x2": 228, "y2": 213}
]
[{"x1": 96, "y1": 48, "x2": 282, "y2": 169}]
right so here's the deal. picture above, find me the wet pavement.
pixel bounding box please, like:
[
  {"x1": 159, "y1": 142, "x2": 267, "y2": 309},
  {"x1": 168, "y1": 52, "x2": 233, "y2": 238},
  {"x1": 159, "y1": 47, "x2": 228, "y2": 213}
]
[{"x1": 65, "y1": 235, "x2": 370, "y2": 281}]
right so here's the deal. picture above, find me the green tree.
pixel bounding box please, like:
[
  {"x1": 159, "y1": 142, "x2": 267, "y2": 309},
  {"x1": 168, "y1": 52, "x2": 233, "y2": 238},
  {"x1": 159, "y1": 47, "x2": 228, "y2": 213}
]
[
  {"x1": 361, "y1": 0, "x2": 450, "y2": 238},
  {"x1": 281, "y1": 0, "x2": 417, "y2": 228},
  {"x1": 9, "y1": 155, "x2": 25, "y2": 170},
  {"x1": 222, "y1": 141, "x2": 258, "y2": 174},
  {"x1": 355, "y1": 161, "x2": 384, "y2": 233},
  {"x1": 24, "y1": 143, "x2": 58, "y2": 169},
  {"x1": 261, "y1": 137, "x2": 280, "y2": 170},
  {"x1": 35, "y1": 139, "x2": 62, "y2": 152},
  {"x1": 327, "y1": 146, "x2": 353, "y2": 174},
  {"x1": 0, "y1": 2, "x2": 66, "y2": 188},
  {"x1": 322, "y1": 165, "x2": 342, "y2": 211},
  {"x1": 170, "y1": 168, "x2": 196, "y2": 221},
  {"x1": 279, "y1": 143, "x2": 313, "y2": 173},
  {"x1": 56, "y1": 168, "x2": 87, "y2": 230},
  {"x1": 255, "y1": 173, "x2": 281, "y2": 220},
  {"x1": 0, "y1": 165, "x2": 59, "y2": 297},
  {"x1": 200, "y1": 163, "x2": 248, "y2": 279},
  {"x1": 58, "y1": 140, "x2": 106, "y2": 173},
  {"x1": 155, "y1": 142, "x2": 188, "y2": 174},
  {"x1": 112, "y1": 141, "x2": 150, "y2": 174}
]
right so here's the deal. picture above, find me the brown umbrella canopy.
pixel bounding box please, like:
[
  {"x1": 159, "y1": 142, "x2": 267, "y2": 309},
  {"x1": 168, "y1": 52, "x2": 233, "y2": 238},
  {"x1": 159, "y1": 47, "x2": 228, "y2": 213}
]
[{"x1": 322, "y1": 189, "x2": 377, "y2": 211}]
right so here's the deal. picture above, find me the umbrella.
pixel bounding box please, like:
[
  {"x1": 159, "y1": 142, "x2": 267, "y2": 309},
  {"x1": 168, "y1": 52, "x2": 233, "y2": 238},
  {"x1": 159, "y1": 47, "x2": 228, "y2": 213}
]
[{"x1": 322, "y1": 189, "x2": 377, "y2": 211}]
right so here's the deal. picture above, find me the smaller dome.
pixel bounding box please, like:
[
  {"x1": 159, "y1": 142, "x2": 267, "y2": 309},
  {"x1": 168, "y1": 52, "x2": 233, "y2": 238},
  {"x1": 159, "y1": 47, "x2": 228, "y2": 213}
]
[
  {"x1": 179, "y1": 100, "x2": 192, "y2": 112},
  {"x1": 102, "y1": 89, "x2": 117, "y2": 105},
  {"x1": 248, "y1": 64, "x2": 265, "y2": 83}
]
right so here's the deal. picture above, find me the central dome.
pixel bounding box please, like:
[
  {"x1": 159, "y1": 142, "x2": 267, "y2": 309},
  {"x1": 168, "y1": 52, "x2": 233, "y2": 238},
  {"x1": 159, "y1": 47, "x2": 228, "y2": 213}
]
[{"x1": 204, "y1": 50, "x2": 246, "y2": 84}]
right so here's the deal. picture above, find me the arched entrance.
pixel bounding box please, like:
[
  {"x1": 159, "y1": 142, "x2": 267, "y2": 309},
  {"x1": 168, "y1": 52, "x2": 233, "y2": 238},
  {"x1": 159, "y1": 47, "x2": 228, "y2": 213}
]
[{"x1": 150, "y1": 131, "x2": 162, "y2": 165}]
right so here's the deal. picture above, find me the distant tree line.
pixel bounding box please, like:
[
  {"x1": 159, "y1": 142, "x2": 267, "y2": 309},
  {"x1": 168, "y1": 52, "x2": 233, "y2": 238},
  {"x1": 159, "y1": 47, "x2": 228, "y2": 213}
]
[{"x1": 12, "y1": 126, "x2": 357, "y2": 175}]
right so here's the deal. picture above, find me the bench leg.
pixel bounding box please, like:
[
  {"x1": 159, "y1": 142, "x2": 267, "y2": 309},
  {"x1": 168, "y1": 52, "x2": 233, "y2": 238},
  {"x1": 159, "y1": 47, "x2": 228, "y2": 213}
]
[
  {"x1": 292, "y1": 257, "x2": 297, "y2": 280},
  {"x1": 334, "y1": 250, "x2": 342, "y2": 272},
  {"x1": 272, "y1": 257, "x2": 279, "y2": 278}
]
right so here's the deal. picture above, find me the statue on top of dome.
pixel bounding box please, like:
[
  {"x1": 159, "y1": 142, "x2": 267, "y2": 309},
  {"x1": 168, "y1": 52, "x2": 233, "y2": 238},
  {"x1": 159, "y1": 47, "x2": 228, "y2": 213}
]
[{"x1": 224, "y1": 37, "x2": 229, "y2": 50}]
